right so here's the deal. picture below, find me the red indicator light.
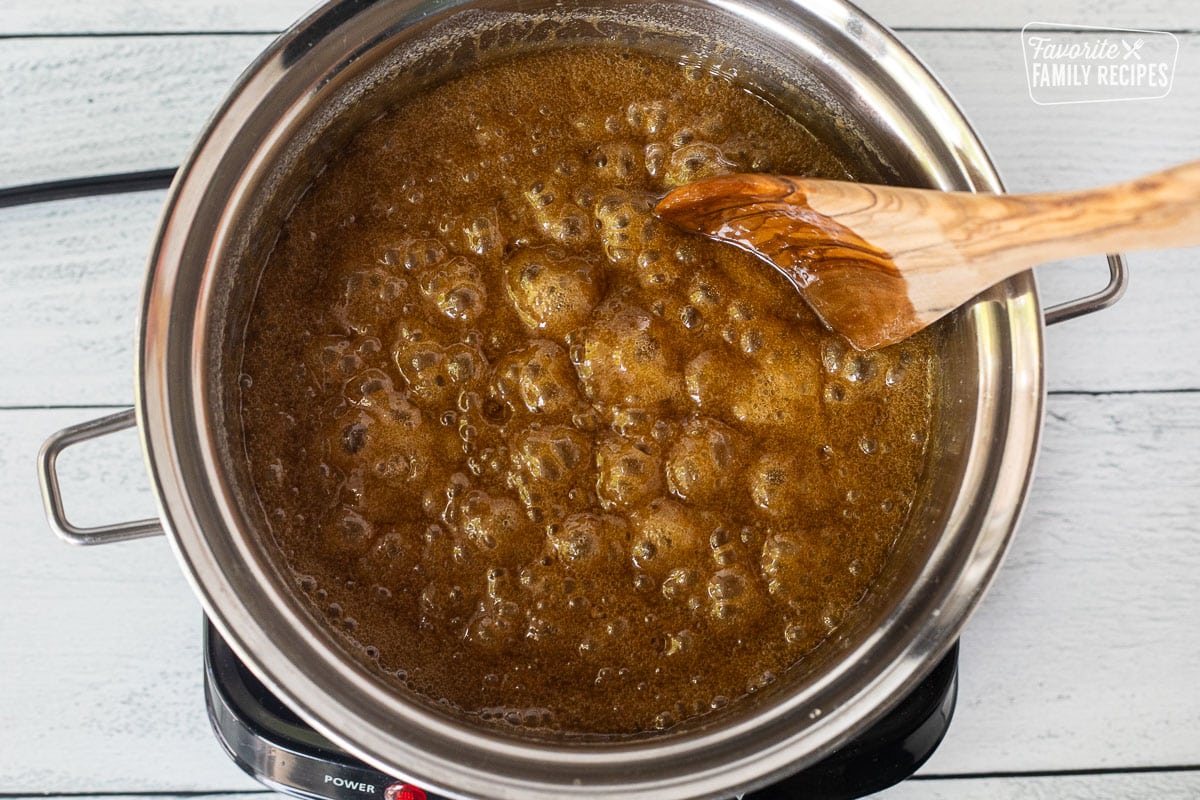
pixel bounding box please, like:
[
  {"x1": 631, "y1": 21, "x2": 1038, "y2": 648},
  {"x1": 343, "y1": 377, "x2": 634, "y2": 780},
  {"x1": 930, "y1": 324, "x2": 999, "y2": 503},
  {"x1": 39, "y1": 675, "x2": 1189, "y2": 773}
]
[{"x1": 384, "y1": 784, "x2": 427, "y2": 800}]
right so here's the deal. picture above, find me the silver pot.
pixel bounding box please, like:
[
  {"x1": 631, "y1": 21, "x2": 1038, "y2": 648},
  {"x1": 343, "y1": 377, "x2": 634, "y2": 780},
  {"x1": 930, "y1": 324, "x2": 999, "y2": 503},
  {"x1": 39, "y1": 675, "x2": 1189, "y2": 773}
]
[{"x1": 38, "y1": 0, "x2": 1126, "y2": 797}]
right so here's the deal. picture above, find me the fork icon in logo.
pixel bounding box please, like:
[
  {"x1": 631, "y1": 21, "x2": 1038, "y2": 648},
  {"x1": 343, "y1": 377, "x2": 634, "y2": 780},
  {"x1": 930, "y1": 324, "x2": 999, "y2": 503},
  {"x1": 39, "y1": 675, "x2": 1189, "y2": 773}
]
[{"x1": 1122, "y1": 38, "x2": 1145, "y2": 60}]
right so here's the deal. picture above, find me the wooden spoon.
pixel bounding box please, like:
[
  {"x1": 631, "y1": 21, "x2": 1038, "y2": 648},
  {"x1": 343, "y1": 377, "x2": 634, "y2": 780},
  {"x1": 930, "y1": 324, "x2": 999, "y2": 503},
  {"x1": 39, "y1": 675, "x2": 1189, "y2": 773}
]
[{"x1": 654, "y1": 161, "x2": 1200, "y2": 349}]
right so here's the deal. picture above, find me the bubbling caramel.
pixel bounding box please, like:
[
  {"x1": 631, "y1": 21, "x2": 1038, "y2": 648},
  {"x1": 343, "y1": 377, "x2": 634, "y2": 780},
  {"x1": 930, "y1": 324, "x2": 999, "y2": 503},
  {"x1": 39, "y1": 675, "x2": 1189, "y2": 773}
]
[{"x1": 238, "y1": 45, "x2": 937, "y2": 737}]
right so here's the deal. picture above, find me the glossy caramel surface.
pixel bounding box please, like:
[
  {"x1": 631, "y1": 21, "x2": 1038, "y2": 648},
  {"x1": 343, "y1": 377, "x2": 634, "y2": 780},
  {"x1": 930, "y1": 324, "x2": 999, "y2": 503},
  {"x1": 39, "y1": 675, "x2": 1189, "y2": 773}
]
[{"x1": 238, "y1": 46, "x2": 937, "y2": 736}]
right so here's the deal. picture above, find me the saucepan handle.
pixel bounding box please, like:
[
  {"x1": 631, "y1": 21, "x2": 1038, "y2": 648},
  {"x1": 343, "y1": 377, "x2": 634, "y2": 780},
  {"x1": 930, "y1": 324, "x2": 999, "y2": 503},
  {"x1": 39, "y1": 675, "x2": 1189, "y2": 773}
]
[
  {"x1": 1044, "y1": 253, "x2": 1128, "y2": 325},
  {"x1": 37, "y1": 408, "x2": 164, "y2": 545}
]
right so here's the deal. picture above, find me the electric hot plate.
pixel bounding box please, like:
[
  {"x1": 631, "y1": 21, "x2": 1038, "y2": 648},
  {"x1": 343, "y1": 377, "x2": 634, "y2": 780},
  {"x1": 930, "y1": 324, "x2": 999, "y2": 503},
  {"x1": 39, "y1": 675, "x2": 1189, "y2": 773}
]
[{"x1": 204, "y1": 619, "x2": 956, "y2": 800}]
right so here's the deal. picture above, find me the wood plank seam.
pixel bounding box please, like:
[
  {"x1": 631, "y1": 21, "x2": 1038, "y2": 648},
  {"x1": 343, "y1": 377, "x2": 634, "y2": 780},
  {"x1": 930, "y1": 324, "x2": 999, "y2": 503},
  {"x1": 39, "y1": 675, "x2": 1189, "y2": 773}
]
[
  {"x1": 0, "y1": 31, "x2": 281, "y2": 39},
  {"x1": 914, "y1": 764, "x2": 1200, "y2": 780}
]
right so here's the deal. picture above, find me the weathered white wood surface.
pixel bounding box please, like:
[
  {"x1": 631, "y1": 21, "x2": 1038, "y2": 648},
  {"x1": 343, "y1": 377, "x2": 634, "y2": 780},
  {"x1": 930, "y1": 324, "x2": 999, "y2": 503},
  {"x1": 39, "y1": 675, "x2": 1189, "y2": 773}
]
[
  {"x1": 3, "y1": 1, "x2": 1199, "y2": 797},
  {"x1": 0, "y1": 409, "x2": 259, "y2": 791},
  {"x1": 890, "y1": 770, "x2": 1200, "y2": 798},
  {"x1": 863, "y1": 0, "x2": 1200, "y2": 30},
  {"x1": 923, "y1": 392, "x2": 1200, "y2": 774},
  {"x1": 0, "y1": 36, "x2": 271, "y2": 187},
  {"x1": 1, "y1": 0, "x2": 1197, "y2": 34},
  {"x1": 0, "y1": 0, "x2": 311, "y2": 34},
  {"x1": 1, "y1": 192, "x2": 164, "y2": 406}
]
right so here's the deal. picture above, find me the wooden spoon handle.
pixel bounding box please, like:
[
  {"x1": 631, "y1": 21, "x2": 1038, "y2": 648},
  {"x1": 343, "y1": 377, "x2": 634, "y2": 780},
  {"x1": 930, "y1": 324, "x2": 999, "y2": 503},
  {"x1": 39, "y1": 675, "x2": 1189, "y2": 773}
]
[
  {"x1": 1064, "y1": 159, "x2": 1200, "y2": 253},
  {"x1": 830, "y1": 159, "x2": 1200, "y2": 288}
]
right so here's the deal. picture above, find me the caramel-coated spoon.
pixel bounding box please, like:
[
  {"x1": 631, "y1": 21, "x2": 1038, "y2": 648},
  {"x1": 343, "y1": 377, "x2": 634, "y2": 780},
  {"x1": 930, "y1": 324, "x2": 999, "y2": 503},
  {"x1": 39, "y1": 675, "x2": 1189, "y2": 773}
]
[{"x1": 655, "y1": 161, "x2": 1200, "y2": 349}]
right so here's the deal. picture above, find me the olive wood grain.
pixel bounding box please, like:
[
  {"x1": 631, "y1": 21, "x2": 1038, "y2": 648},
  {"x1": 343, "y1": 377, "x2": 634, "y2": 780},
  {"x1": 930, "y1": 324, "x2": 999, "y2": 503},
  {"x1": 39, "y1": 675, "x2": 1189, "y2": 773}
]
[{"x1": 655, "y1": 161, "x2": 1200, "y2": 349}]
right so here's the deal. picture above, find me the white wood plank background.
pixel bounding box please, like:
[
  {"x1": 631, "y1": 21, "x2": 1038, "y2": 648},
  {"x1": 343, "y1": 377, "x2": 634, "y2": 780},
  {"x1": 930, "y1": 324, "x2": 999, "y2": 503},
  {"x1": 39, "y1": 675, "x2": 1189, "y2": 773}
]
[{"x1": 2, "y1": 0, "x2": 1199, "y2": 798}]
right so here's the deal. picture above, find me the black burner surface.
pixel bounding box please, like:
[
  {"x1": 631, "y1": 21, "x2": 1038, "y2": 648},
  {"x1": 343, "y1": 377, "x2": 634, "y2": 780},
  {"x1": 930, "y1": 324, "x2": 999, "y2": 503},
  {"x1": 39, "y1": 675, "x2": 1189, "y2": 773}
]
[{"x1": 204, "y1": 620, "x2": 956, "y2": 800}]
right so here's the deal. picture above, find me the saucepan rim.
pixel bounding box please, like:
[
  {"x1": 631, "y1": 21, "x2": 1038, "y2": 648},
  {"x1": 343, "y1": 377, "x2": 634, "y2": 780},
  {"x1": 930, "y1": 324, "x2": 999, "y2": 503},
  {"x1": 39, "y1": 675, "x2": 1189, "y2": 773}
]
[{"x1": 132, "y1": 0, "x2": 1043, "y2": 797}]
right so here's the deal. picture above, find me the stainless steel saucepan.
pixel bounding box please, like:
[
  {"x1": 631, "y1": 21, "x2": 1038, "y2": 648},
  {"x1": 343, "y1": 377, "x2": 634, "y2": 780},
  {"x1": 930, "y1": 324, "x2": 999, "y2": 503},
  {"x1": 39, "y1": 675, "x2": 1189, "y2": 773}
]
[{"x1": 37, "y1": 1, "x2": 1125, "y2": 797}]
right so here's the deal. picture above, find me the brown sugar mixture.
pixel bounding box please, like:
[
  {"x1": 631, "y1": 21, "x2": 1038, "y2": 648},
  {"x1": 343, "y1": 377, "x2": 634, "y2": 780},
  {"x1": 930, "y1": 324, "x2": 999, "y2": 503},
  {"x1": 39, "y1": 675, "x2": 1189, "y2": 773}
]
[{"x1": 238, "y1": 45, "x2": 938, "y2": 737}]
